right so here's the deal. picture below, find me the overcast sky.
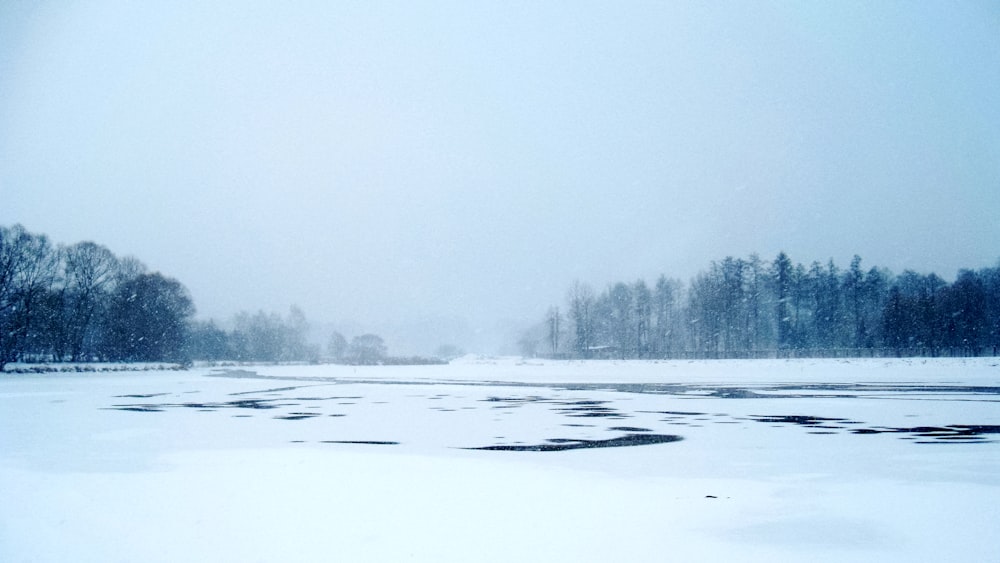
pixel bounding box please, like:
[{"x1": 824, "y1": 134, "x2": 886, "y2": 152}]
[{"x1": 2, "y1": 1, "x2": 998, "y2": 353}]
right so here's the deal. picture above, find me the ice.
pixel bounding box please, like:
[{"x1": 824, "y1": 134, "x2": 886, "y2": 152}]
[{"x1": 2, "y1": 357, "x2": 999, "y2": 562}]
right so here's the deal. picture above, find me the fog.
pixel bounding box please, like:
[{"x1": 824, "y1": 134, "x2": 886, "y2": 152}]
[{"x1": 2, "y1": 2, "x2": 998, "y2": 354}]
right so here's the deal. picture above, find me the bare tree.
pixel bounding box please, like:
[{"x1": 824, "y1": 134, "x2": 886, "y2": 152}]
[
  {"x1": 567, "y1": 281, "x2": 595, "y2": 358},
  {"x1": 607, "y1": 282, "x2": 634, "y2": 358},
  {"x1": 282, "y1": 305, "x2": 317, "y2": 362},
  {"x1": 653, "y1": 275, "x2": 682, "y2": 356},
  {"x1": 327, "y1": 331, "x2": 348, "y2": 362},
  {"x1": 0, "y1": 225, "x2": 58, "y2": 368},
  {"x1": 231, "y1": 311, "x2": 285, "y2": 362},
  {"x1": 60, "y1": 241, "x2": 120, "y2": 361},
  {"x1": 349, "y1": 334, "x2": 387, "y2": 365},
  {"x1": 632, "y1": 280, "x2": 652, "y2": 358},
  {"x1": 546, "y1": 306, "x2": 561, "y2": 356}
]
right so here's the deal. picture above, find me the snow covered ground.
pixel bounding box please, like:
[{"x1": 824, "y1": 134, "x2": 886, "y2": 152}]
[{"x1": 2, "y1": 357, "x2": 999, "y2": 562}]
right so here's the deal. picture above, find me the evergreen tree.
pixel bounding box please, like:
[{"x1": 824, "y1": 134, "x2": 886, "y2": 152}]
[{"x1": 772, "y1": 252, "x2": 794, "y2": 350}]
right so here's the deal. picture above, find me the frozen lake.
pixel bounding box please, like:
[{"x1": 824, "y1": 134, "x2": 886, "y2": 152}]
[{"x1": 2, "y1": 357, "x2": 999, "y2": 562}]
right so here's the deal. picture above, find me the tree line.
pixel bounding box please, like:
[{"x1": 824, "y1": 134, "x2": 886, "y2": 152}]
[
  {"x1": 524, "y1": 252, "x2": 1000, "y2": 359},
  {"x1": 0, "y1": 224, "x2": 193, "y2": 370},
  {"x1": 0, "y1": 224, "x2": 412, "y2": 371},
  {"x1": 188, "y1": 312, "x2": 409, "y2": 366}
]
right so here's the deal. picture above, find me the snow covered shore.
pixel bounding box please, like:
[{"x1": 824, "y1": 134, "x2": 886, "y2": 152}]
[{"x1": 2, "y1": 357, "x2": 998, "y2": 562}]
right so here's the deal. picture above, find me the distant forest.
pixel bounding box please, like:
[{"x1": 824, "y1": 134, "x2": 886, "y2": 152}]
[
  {"x1": 5, "y1": 224, "x2": 998, "y2": 369},
  {"x1": 524, "y1": 253, "x2": 1000, "y2": 359},
  {"x1": 0, "y1": 224, "x2": 414, "y2": 371}
]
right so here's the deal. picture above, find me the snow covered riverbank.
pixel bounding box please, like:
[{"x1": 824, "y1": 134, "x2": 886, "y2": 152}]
[{"x1": 2, "y1": 358, "x2": 999, "y2": 562}]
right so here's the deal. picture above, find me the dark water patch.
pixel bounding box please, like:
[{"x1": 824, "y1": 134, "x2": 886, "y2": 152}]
[
  {"x1": 911, "y1": 426, "x2": 955, "y2": 435},
  {"x1": 320, "y1": 440, "x2": 399, "y2": 445},
  {"x1": 275, "y1": 412, "x2": 321, "y2": 420},
  {"x1": 107, "y1": 399, "x2": 289, "y2": 413},
  {"x1": 750, "y1": 414, "x2": 1000, "y2": 443},
  {"x1": 750, "y1": 415, "x2": 852, "y2": 426},
  {"x1": 915, "y1": 440, "x2": 995, "y2": 445},
  {"x1": 559, "y1": 406, "x2": 617, "y2": 414},
  {"x1": 466, "y1": 433, "x2": 683, "y2": 452},
  {"x1": 558, "y1": 383, "x2": 691, "y2": 396},
  {"x1": 105, "y1": 405, "x2": 163, "y2": 412},
  {"x1": 206, "y1": 369, "x2": 998, "y2": 401},
  {"x1": 948, "y1": 424, "x2": 1000, "y2": 435},
  {"x1": 555, "y1": 402, "x2": 628, "y2": 419},
  {"x1": 232, "y1": 414, "x2": 252, "y2": 418},
  {"x1": 951, "y1": 424, "x2": 1000, "y2": 435},
  {"x1": 850, "y1": 424, "x2": 1000, "y2": 443},
  {"x1": 221, "y1": 399, "x2": 284, "y2": 409},
  {"x1": 107, "y1": 376, "x2": 1000, "y2": 449},
  {"x1": 558, "y1": 400, "x2": 610, "y2": 406},
  {"x1": 565, "y1": 412, "x2": 629, "y2": 419}
]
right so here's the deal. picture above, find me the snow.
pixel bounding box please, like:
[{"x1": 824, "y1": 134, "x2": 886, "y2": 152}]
[{"x1": 2, "y1": 357, "x2": 999, "y2": 562}]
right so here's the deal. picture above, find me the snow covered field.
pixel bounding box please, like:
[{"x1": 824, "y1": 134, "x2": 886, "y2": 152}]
[{"x1": 2, "y1": 357, "x2": 999, "y2": 562}]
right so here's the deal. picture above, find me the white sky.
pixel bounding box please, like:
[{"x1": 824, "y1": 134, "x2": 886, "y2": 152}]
[{"x1": 2, "y1": 1, "x2": 998, "y2": 352}]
